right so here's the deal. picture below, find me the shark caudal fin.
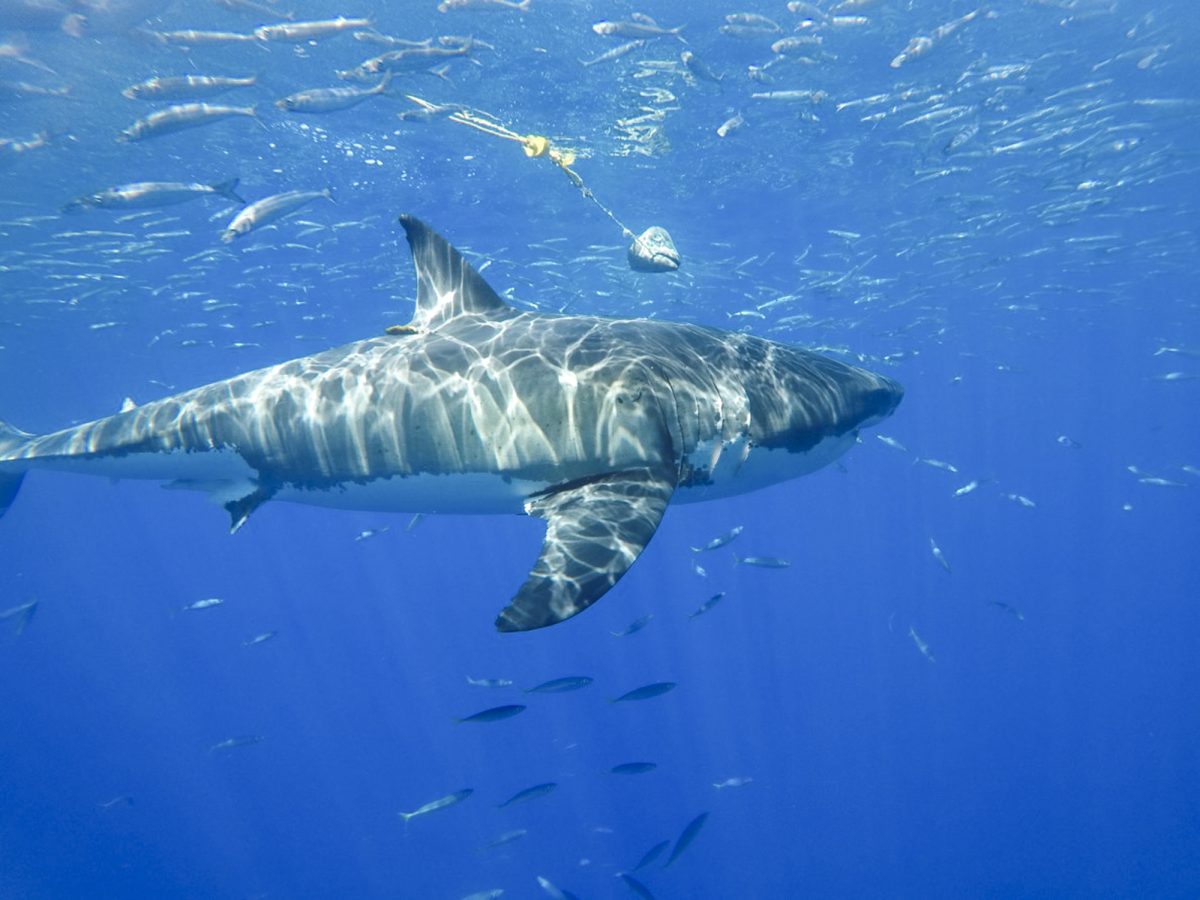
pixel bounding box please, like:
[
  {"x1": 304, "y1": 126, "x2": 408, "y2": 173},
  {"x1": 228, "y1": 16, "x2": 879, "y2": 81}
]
[{"x1": 0, "y1": 420, "x2": 33, "y2": 518}]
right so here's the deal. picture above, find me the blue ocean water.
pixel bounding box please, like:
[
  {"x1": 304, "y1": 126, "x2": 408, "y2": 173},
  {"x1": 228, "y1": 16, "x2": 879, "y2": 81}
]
[{"x1": 1, "y1": 1, "x2": 1198, "y2": 898}]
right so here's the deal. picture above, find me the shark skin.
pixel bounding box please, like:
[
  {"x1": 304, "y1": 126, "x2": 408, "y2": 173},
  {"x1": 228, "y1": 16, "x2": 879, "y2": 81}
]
[{"x1": 0, "y1": 215, "x2": 902, "y2": 631}]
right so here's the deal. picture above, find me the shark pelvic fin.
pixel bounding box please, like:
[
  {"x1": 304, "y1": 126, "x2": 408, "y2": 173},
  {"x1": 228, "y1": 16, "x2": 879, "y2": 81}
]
[
  {"x1": 495, "y1": 467, "x2": 676, "y2": 632},
  {"x1": 0, "y1": 419, "x2": 33, "y2": 519},
  {"x1": 398, "y1": 215, "x2": 513, "y2": 331},
  {"x1": 224, "y1": 485, "x2": 274, "y2": 535}
]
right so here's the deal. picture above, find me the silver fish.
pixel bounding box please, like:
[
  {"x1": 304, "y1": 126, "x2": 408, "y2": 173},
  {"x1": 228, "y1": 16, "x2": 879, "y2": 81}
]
[
  {"x1": 276, "y1": 72, "x2": 391, "y2": 113},
  {"x1": 221, "y1": 189, "x2": 333, "y2": 243},
  {"x1": 398, "y1": 788, "x2": 473, "y2": 824},
  {"x1": 117, "y1": 104, "x2": 259, "y2": 142},
  {"x1": 63, "y1": 180, "x2": 245, "y2": 212},
  {"x1": 691, "y1": 525, "x2": 743, "y2": 552},
  {"x1": 733, "y1": 554, "x2": 791, "y2": 568},
  {"x1": 122, "y1": 74, "x2": 257, "y2": 101},
  {"x1": 908, "y1": 626, "x2": 935, "y2": 662},
  {"x1": 209, "y1": 735, "x2": 263, "y2": 752},
  {"x1": 929, "y1": 538, "x2": 951, "y2": 574},
  {"x1": 579, "y1": 39, "x2": 645, "y2": 67},
  {"x1": 181, "y1": 597, "x2": 223, "y2": 611},
  {"x1": 255, "y1": 17, "x2": 371, "y2": 42}
]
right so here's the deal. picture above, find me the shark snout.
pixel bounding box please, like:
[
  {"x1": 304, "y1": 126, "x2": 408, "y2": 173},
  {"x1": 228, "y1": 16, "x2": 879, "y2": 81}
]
[{"x1": 855, "y1": 372, "x2": 904, "y2": 428}]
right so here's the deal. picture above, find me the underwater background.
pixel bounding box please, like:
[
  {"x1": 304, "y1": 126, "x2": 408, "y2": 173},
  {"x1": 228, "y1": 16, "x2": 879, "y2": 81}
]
[{"x1": 1, "y1": 0, "x2": 1198, "y2": 897}]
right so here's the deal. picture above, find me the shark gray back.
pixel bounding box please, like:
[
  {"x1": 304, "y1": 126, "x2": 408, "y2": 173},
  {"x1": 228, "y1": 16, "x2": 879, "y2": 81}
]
[{"x1": 0, "y1": 215, "x2": 902, "y2": 631}]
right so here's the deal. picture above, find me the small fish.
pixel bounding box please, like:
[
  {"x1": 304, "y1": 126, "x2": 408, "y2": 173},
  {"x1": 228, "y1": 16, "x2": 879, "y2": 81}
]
[
  {"x1": 467, "y1": 675, "x2": 514, "y2": 688},
  {"x1": 181, "y1": 597, "x2": 223, "y2": 611},
  {"x1": 0, "y1": 599, "x2": 37, "y2": 635},
  {"x1": 618, "y1": 872, "x2": 656, "y2": 899},
  {"x1": 915, "y1": 457, "x2": 959, "y2": 473},
  {"x1": 1139, "y1": 477, "x2": 1187, "y2": 488},
  {"x1": 733, "y1": 554, "x2": 791, "y2": 568},
  {"x1": 611, "y1": 762, "x2": 657, "y2": 775},
  {"x1": 276, "y1": 72, "x2": 392, "y2": 114},
  {"x1": 952, "y1": 480, "x2": 979, "y2": 498},
  {"x1": 478, "y1": 828, "x2": 527, "y2": 851},
  {"x1": 63, "y1": 180, "x2": 245, "y2": 213},
  {"x1": 497, "y1": 782, "x2": 557, "y2": 808},
  {"x1": 929, "y1": 538, "x2": 951, "y2": 574},
  {"x1": 525, "y1": 675, "x2": 593, "y2": 693},
  {"x1": 681, "y1": 50, "x2": 723, "y2": 83},
  {"x1": 97, "y1": 795, "x2": 133, "y2": 809},
  {"x1": 1005, "y1": 493, "x2": 1037, "y2": 508},
  {"x1": 255, "y1": 17, "x2": 370, "y2": 42},
  {"x1": 713, "y1": 776, "x2": 753, "y2": 789},
  {"x1": 908, "y1": 626, "x2": 936, "y2": 663},
  {"x1": 988, "y1": 601, "x2": 1025, "y2": 622},
  {"x1": 338, "y1": 44, "x2": 471, "y2": 81},
  {"x1": 117, "y1": 104, "x2": 259, "y2": 142},
  {"x1": 243, "y1": 630, "x2": 277, "y2": 646},
  {"x1": 456, "y1": 704, "x2": 526, "y2": 723},
  {"x1": 633, "y1": 839, "x2": 670, "y2": 871},
  {"x1": 691, "y1": 559, "x2": 707, "y2": 578},
  {"x1": 143, "y1": 29, "x2": 257, "y2": 45},
  {"x1": 611, "y1": 614, "x2": 653, "y2": 637},
  {"x1": 593, "y1": 19, "x2": 684, "y2": 40},
  {"x1": 1056, "y1": 435, "x2": 1082, "y2": 448},
  {"x1": 354, "y1": 527, "x2": 390, "y2": 541},
  {"x1": 460, "y1": 890, "x2": 504, "y2": 900},
  {"x1": 214, "y1": 0, "x2": 294, "y2": 21},
  {"x1": 944, "y1": 122, "x2": 980, "y2": 154},
  {"x1": 122, "y1": 74, "x2": 257, "y2": 101},
  {"x1": 691, "y1": 525, "x2": 743, "y2": 552},
  {"x1": 399, "y1": 788, "x2": 473, "y2": 824},
  {"x1": 0, "y1": 41, "x2": 55, "y2": 75},
  {"x1": 580, "y1": 39, "x2": 645, "y2": 67},
  {"x1": 726, "y1": 12, "x2": 780, "y2": 29},
  {"x1": 611, "y1": 682, "x2": 676, "y2": 703},
  {"x1": 876, "y1": 434, "x2": 908, "y2": 452},
  {"x1": 716, "y1": 112, "x2": 744, "y2": 138},
  {"x1": 439, "y1": 0, "x2": 530, "y2": 10},
  {"x1": 751, "y1": 89, "x2": 827, "y2": 103},
  {"x1": 221, "y1": 189, "x2": 333, "y2": 243},
  {"x1": 688, "y1": 592, "x2": 726, "y2": 620},
  {"x1": 209, "y1": 735, "x2": 263, "y2": 752},
  {"x1": 665, "y1": 811, "x2": 709, "y2": 866}
]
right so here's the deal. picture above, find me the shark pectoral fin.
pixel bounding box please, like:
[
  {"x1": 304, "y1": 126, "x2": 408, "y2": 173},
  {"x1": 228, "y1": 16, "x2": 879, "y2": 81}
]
[{"x1": 495, "y1": 467, "x2": 676, "y2": 633}]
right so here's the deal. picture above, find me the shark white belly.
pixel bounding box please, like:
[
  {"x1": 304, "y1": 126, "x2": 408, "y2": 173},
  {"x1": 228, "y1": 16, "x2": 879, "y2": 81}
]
[{"x1": 0, "y1": 215, "x2": 902, "y2": 631}]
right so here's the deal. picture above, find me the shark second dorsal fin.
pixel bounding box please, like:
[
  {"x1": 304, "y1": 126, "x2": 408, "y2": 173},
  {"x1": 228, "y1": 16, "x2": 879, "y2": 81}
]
[{"x1": 399, "y1": 215, "x2": 513, "y2": 331}]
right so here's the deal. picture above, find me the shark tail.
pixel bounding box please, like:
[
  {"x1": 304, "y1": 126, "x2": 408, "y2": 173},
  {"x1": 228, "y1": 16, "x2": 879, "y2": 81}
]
[{"x1": 0, "y1": 420, "x2": 33, "y2": 519}]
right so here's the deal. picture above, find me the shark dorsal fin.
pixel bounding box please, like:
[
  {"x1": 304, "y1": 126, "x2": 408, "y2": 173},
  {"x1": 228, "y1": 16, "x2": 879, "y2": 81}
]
[{"x1": 399, "y1": 215, "x2": 512, "y2": 331}]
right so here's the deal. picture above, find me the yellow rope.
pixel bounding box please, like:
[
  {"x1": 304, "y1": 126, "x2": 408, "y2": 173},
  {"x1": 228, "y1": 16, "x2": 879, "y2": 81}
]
[{"x1": 406, "y1": 94, "x2": 637, "y2": 241}]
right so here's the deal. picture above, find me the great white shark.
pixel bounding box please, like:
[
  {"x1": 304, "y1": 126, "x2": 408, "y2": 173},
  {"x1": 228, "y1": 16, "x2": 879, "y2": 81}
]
[{"x1": 0, "y1": 216, "x2": 902, "y2": 631}]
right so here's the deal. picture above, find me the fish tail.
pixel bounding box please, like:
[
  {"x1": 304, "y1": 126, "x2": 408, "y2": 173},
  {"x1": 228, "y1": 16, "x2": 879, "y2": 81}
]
[
  {"x1": 377, "y1": 70, "x2": 393, "y2": 93},
  {"x1": 322, "y1": 188, "x2": 335, "y2": 203},
  {"x1": 212, "y1": 178, "x2": 246, "y2": 205},
  {"x1": 249, "y1": 106, "x2": 269, "y2": 131},
  {"x1": 0, "y1": 420, "x2": 33, "y2": 519}
]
